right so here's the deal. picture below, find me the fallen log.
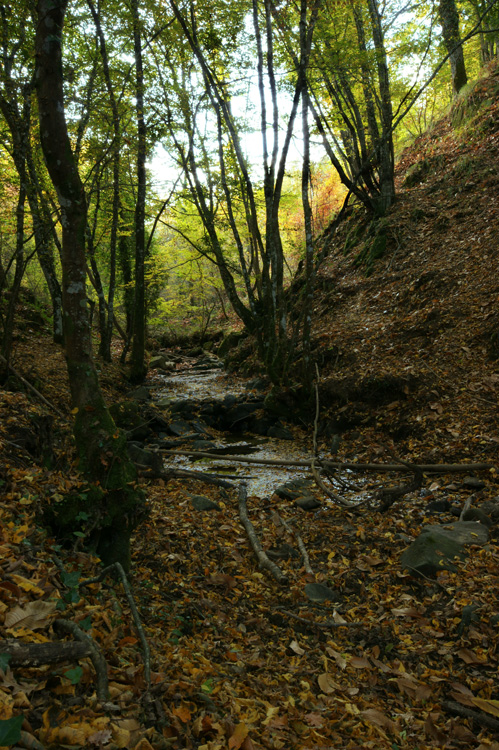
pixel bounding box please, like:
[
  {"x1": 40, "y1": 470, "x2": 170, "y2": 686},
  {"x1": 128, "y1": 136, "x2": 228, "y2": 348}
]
[
  {"x1": 160, "y1": 448, "x2": 493, "y2": 474},
  {"x1": 0, "y1": 638, "x2": 91, "y2": 667}
]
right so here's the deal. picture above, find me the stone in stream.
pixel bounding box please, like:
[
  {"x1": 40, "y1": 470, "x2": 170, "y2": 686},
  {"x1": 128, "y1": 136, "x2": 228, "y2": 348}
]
[
  {"x1": 150, "y1": 355, "x2": 175, "y2": 371},
  {"x1": 400, "y1": 521, "x2": 489, "y2": 577},
  {"x1": 274, "y1": 478, "x2": 315, "y2": 501},
  {"x1": 190, "y1": 495, "x2": 221, "y2": 511},
  {"x1": 191, "y1": 439, "x2": 218, "y2": 451},
  {"x1": 169, "y1": 419, "x2": 195, "y2": 436},
  {"x1": 127, "y1": 442, "x2": 163, "y2": 473},
  {"x1": 267, "y1": 423, "x2": 293, "y2": 440}
]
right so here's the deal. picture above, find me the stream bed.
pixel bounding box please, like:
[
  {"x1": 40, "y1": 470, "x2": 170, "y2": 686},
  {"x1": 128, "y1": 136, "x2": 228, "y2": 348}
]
[{"x1": 147, "y1": 354, "x2": 370, "y2": 503}]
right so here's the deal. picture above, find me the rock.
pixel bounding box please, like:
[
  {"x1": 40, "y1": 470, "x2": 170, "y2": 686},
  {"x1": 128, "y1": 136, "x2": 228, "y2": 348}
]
[
  {"x1": 267, "y1": 424, "x2": 293, "y2": 440},
  {"x1": 127, "y1": 386, "x2": 150, "y2": 402},
  {"x1": 295, "y1": 495, "x2": 322, "y2": 511},
  {"x1": 304, "y1": 583, "x2": 340, "y2": 603},
  {"x1": 461, "y1": 508, "x2": 492, "y2": 527},
  {"x1": 274, "y1": 478, "x2": 314, "y2": 501},
  {"x1": 169, "y1": 419, "x2": 193, "y2": 436},
  {"x1": 191, "y1": 440, "x2": 217, "y2": 451},
  {"x1": 463, "y1": 476, "x2": 486, "y2": 490},
  {"x1": 190, "y1": 495, "x2": 221, "y2": 511},
  {"x1": 149, "y1": 355, "x2": 175, "y2": 371},
  {"x1": 267, "y1": 544, "x2": 299, "y2": 561},
  {"x1": 217, "y1": 330, "x2": 247, "y2": 357},
  {"x1": 245, "y1": 377, "x2": 269, "y2": 391},
  {"x1": 400, "y1": 521, "x2": 489, "y2": 577},
  {"x1": 127, "y1": 443, "x2": 163, "y2": 472}
]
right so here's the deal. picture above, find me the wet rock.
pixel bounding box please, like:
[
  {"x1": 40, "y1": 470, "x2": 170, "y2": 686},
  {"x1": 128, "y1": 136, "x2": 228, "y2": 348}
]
[
  {"x1": 304, "y1": 583, "x2": 340, "y2": 603},
  {"x1": 462, "y1": 476, "x2": 486, "y2": 490},
  {"x1": 150, "y1": 355, "x2": 175, "y2": 371},
  {"x1": 461, "y1": 507, "x2": 492, "y2": 527},
  {"x1": 275, "y1": 478, "x2": 314, "y2": 501},
  {"x1": 295, "y1": 496, "x2": 322, "y2": 511},
  {"x1": 190, "y1": 495, "x2": 221, "y2": 511},
  {"x1": 251, "y1": 416, "x2": 275, "y2": 436},
  {"x1": 191, "y1": 440, "x2": 217, "y2": 451},
  {"x1": 169, "y1": 399, "x2": 198, "y2": 420},
  {"x1": 267, "y1": 423, "x2": 293, "y2": 440},
  {"x1": 169, "y1": 419, "x2": 194, "y2": 436},
  {"x1": 400, "y1": 521, "x2": 489, "y2": 577}
]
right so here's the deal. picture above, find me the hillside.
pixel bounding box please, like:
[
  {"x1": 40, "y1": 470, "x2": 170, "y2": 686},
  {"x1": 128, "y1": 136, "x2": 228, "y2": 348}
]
[
  {"x1": 0, "y1": 67, "x2": 499, "y2": 750},
  {"x1": 311, "y1": 63, "x2": 499, "y2": 469}
]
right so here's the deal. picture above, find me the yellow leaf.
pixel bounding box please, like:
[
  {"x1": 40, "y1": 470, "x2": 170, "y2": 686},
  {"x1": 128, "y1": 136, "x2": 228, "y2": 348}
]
[
  {"x1": 471, "y1": 698, "x2": 499, "y2": 718},
  {"x1": 71, "y1": 407, "x2": 79, "y2": 414},
  {"x1": 10, "y1": 575, "x2": 45, "y2": 596},
  {"x1": 228, "y1": 722, "x2": 249, "y2": 750}
]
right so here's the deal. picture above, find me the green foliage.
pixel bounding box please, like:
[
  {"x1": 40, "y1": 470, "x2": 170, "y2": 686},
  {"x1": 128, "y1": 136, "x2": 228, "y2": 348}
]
[{"x1": 0, "y1": 715, "x2": 24, "y2": 745}]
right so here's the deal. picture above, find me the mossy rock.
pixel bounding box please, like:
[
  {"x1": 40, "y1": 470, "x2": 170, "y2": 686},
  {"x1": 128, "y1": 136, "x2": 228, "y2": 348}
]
[
  {"x1": 402, "y1": 159, "x2": 431, "y2": 188},
  {"x1": 109, "y1": 401, "x2": 151, "y2": 440}
]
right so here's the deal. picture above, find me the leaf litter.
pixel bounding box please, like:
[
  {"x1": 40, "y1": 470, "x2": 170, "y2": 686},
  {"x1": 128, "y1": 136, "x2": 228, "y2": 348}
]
[{"x1": 1, "y1": 69, "x2": 499, "y2": 750}]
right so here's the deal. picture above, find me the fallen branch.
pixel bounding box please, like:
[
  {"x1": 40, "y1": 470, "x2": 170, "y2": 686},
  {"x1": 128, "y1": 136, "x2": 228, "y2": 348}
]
[
  {"x1": 161, "y1": 448, "x2": 493, "y2": 474},
  {"x1": 53, "y1": 619, "x2": 109, "y2": 701},
  {"x1": 276, "y1": 609, "x2": 362, "y2": 629},
  {"x1": 312, "y1": 368, "x2": 359, "y2": 508},
  {"x1": 238, "y1": 484, "x2": 288, "y2": 585},
  {"x1": 79, "y1": 562, "x2": 151, "y2": 689},
  {"x1": 138, "y1": 466, "x2": 236, "y2": 489},
  {"x1": 0, "y1": 638, "x2": 92, "y2": 667},
  {"x1": 0, "y1": 353, "x2": 66, "y2": 419},
  {"x1": 274, "y1": 513, "x2": 313, "y2": 575},
  {"x1": 442, "y1": 699, "x2": 499, "y2": 732}
]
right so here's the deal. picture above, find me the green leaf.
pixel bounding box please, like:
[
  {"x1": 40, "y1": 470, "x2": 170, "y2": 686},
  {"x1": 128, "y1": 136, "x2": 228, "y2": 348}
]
[
  {"x1": 79, "y1": 616, "x2": 92, "y2": 631},
  {"x1": 0, "y1": 714, "x2": 24, "y2": 744},
  {"x1": 0, "y1": 652, "x2": 11, "y2": 672},
  {"x1": 73, "y1": 531, "x2": 86, "y2": 538},
  {"x1": 64, "y1": 666, "x2": 83, "y2": 685}
]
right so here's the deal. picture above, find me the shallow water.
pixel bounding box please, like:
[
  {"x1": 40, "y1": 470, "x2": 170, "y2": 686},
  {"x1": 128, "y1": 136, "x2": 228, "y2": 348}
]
[{"x1": 153, "y1": 363, "x2": 367, "y2": 501}]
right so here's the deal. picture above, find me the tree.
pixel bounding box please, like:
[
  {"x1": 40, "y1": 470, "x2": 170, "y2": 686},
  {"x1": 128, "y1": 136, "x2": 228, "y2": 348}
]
[
  {"x1": 35, "y1": 0, "x2": 145, "y2": 570},
  {"x1": 153, "y1": 0, "x2": 320, "y2": 384},
  {"x1": 438, "y1": 0, "x2": 468, "y2": 93}
]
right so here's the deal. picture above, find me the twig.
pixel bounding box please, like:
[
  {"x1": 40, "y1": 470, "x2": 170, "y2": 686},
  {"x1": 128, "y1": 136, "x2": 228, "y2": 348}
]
[
  {"x1": 312, "y1": 366, "x2": 359, "y2": 508},
  {"x1": 79, "y1": 562, "x2": 151, "y2": 689},
  {"x1": 53, "y1": 619, "x2": 109, "y2": 701},
  {"x1": 161, "y1": 448, "x2": 493, "y2": 474},
  {"x1": 238, "y1": 484, "x2": 288, "y2": 585},
  {"x1": 276, "y1": 609, "x2": 361, "y2": 629},
  {"x1": 275, "y1": 512, "x2": 313, "y2": 575},
  {"x1": 0, "y1": 353, "x2": 66, "y2": 419}
]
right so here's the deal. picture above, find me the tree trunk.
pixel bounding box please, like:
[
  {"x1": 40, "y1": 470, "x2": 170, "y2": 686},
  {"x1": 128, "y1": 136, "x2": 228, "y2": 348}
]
[
  {"x1": 35, "y1": 0, "x2": 145, "y2": 571},
  {"x1": 438, "y1": 0, "x2": 468, "y2": 94},
  {"x1": 129, "y1": 0, "x2": 147, "y2": 383}
]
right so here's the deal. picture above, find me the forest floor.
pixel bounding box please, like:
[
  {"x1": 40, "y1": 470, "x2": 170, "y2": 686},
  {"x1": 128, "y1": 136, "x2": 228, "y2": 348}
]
[{"x1": 1, "y1": 67, "x2": 499, "y2": 750}]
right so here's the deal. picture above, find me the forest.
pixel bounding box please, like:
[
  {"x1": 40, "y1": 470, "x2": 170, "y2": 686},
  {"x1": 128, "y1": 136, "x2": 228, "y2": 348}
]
[{"x1": 1, "y1": 0, "x2": 499, "y2": 748}]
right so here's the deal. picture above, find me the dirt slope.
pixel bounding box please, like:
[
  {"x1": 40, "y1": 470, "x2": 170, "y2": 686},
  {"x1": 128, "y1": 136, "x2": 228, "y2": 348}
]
[{"x1": 311, "y1": 63, "x2": 499, "y2": 468}]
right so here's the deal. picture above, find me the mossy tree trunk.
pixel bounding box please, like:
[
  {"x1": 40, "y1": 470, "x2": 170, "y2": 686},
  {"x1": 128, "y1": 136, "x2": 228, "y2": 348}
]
[{"x1": 35, "y1": 0, "x2": 144, "y2": 571}]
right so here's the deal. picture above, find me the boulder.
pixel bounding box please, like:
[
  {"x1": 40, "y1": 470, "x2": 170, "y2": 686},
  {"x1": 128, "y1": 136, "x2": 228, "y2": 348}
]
[
  {"x1": 190, "y1": 495, "x2": 221, "y2": 511},
  {"x1": 400, "y1": 521, "x2": 489, "y2": 577}
]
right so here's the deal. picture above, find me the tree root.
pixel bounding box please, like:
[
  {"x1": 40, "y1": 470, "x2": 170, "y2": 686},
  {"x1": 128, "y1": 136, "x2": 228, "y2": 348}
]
[{"x1": 53, "y1": 619, "x2": 109, "y2": 701}]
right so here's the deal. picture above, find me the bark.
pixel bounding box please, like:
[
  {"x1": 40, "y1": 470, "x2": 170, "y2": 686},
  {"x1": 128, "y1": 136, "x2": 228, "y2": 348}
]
[
  {"x1": 35, "y1": 0, "x2": 145, "y2": 570},
  {"x1": 438, "y1": 0, "x2": 468, "y2": 94},
  {"x1": 129, "y1": 0, "x2": 147, "y2": 383}
]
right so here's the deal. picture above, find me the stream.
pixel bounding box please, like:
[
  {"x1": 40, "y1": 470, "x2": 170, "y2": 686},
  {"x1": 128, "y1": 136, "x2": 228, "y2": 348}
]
[{"x1": 146, "y1": 353, "x2": 370, "y2": 504}]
